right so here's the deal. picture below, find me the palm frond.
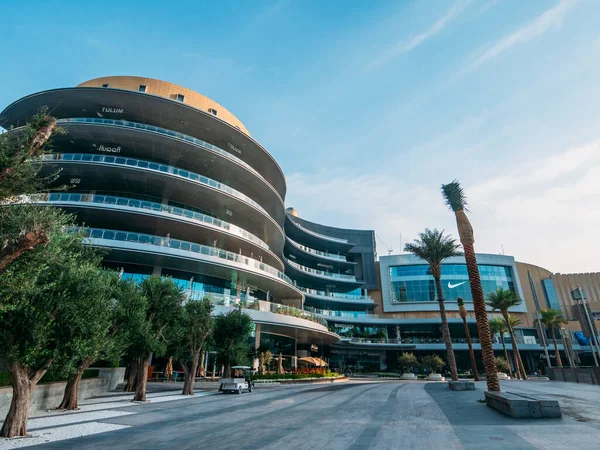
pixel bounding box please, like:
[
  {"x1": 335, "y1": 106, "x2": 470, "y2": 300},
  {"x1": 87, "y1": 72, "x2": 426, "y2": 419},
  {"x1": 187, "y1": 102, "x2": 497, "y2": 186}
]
[
  {"x1": 403, "y1": 228, "x2": 462, "y2": 267},
  {"x1": 441, "y1": 179, "x2": 469, "y2": 212},
  {"x1": 538, "y1": 308, "x2": 568, "y2": 328},
  {"x1": 486, "y1": 288, "x2": 521, "y2": 311}
]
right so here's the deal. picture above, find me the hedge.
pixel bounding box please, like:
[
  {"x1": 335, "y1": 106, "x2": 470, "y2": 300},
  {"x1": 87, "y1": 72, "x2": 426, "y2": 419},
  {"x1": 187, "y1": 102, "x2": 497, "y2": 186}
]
[
  {"x1": 0, "y1": 369, "x2": 100, "y2": 387},
  {"x1": 250, "y1": 372, "x2": 339, "y2": 381}
]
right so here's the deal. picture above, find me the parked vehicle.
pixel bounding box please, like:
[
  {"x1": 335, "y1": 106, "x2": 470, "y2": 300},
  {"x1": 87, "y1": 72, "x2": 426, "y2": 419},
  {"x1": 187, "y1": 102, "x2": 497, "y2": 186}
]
[{"x1": 218, "y1": 366, "x2": 254, "y2": 394}]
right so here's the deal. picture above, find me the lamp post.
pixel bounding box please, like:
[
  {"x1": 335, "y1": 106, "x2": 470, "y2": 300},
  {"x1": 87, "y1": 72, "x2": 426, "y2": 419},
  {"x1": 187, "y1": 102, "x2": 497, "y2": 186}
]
[{"x1": 571, "y1": 287, "x2": 600, "y2": 366}]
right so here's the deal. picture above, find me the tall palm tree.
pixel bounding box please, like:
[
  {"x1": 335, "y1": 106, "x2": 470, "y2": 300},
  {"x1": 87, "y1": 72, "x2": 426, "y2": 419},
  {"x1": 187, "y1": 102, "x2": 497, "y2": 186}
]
[
  {"x1": 458, "y1": 298, "x2": 479, "y2": 381},
  {"x1": 441, "y1": 180, "x2": 499, "y2": 391},
  {"x1": 404, "y1": 228, "x2": 462, "y2": 381},
  {"x1": 486, "y1": 288, "x2": 527, "y2": 379},
  {"x1": 539, "y1": 308, "x2": 568, "y2": 368}
]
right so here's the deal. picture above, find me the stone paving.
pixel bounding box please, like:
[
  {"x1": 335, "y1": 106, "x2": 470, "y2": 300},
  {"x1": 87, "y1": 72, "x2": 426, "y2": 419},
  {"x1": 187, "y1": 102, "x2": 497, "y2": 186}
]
[{"x1": 2, "y1": 379, "x2": 600, "y2": 449}]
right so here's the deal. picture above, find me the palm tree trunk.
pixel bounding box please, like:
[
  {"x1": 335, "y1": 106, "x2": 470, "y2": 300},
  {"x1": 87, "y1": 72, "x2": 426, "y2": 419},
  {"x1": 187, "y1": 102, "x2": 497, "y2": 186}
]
[
  {"x1": 502, "y1": 311, "x2": 527, "y2": 379},
  {"x1": 550, "y1": 328, "x2": 563, "y2": 368},
  {"x1": 500, "y1": 340, "x2": 514, "y2": 378},
  {"x1": 434, "y1": 277, "x2": 458, "y2": 381},
  {"x1": 462, "y1": 242, "x2": 500, "y2": 391},
  {"x1": 462, "y1": 316, "x2": 479, "y2": 381}
]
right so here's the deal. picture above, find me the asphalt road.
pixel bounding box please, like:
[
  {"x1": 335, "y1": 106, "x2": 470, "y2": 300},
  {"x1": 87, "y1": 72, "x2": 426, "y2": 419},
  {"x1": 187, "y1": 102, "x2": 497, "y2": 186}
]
[{"x1": 29, "y1": 379, "x2": 600, "y2": 450}]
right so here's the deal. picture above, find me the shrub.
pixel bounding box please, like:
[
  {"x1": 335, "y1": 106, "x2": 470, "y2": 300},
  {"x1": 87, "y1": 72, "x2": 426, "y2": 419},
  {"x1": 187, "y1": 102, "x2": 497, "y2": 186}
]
[
  {"x1": 420, "y1": 354, "x2": 445, "y2": 373},
  {"x1": 250, "y1": 372, "x2": 339, "y2": 381},
  {"x1": 0, "y1": 372, "x2": 11, "y2": 387},
  {"x1": 398, "y1": 352, "x2": 418, "y2": 372},
  {"x1": 494, "y1": 357, "x2": 511, "y2": 374},
  {"x1": 0, "y1": 369, "x2": 99, "y2": 387}
]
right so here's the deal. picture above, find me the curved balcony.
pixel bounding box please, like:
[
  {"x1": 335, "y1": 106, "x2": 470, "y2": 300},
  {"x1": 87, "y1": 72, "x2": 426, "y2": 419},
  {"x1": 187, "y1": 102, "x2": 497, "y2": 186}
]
[
  {"x1": 285, "y1": 215, "x2": 355, "y2": 254},
  {"x1": 299, "y1": 287, "x2": 374, "y2": 305},
  {"x1": 78, "y1": 227, "x2": 302, "y2": 301},
  {"x1": 285, "y1": 237, "x2": 355, "y2": 274},
  {"x1": 286, "y1": 259, "x2": 356, "y2": 281},
  {"x1": 39, "y1": 154, "x2": 284, "y2": 252},
  {"x1": 25, "y1": 193, "x2": 283, "y2": 270},
  {"x1": 53, "y1": 118, "x2": 284, "y2": 214},
  {"x1": 0, "y1": 87, "x2": 287, "y2": 198}
]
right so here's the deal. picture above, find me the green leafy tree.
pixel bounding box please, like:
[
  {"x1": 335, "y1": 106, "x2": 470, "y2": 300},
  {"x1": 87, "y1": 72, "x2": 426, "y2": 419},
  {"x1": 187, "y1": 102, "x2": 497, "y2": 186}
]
[
  {"x1": 259, "y1": 350, "x2": 273, "y2": 375},
  {"x1": 0, "y1": 109, "x2": 64, "y2": 273},
  {"x1": 404, "y1": 228, "x2": 462, "y2": 381},
  {"x1": 170, "y1": 298, "x2": 214, "y2": 395},
  {"x1": 489, "y1": 317, "x2": 513, "y2": 376},
  {"x1": 213, "y1": 308, "x2": 253, "y2": 378},
  {"x1": 441, "y1": 180, "x2": 499, "y2": 391},
  {"x1": 0, "y1": 230, "x2": 105, "y2": 437},
  {"x1": 57, "y1": 274, "x2": 144, "y2": 410},
  {"x1": 421, "y1": 354, "x2": 445, "y2": 374},
  {"x1": 538, "y1": 308, "x2": 568, "y2": 368},
  {"x1": 398, "y1": 352, "x2": 418, "y2": 373},
  {"x1": 486, "y1": 288, "x2": 527, "y2": 379},
  {"x1": 127, "y1": 276, "x2": 185, "y2": 402}
]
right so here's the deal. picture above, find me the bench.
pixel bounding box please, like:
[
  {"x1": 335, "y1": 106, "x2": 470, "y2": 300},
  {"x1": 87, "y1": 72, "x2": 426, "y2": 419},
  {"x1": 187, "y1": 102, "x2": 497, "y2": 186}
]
[
  {"x1": 485, "y1": 391, "x2": 561, "y2": 418},
  {"x1": 448, "y1": 380, "x2": 475, "y2": 391}
]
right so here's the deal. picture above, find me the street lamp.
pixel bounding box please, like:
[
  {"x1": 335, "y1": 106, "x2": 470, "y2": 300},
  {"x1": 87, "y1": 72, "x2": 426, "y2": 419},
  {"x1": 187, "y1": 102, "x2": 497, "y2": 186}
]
[{"x1": 571, "y1": 287, "x2": 600, "y2": 366}]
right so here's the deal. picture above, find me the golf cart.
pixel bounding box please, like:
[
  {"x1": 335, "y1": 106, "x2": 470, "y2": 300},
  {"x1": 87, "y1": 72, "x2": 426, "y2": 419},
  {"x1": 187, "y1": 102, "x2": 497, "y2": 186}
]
[{"x1": 219, "y1": 366, "x2": 254, "y2": 394}]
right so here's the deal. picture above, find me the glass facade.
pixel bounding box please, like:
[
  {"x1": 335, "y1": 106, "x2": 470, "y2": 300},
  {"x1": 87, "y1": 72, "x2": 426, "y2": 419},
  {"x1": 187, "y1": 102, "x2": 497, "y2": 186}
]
[
  {"x1": 542, "y1": 278, "x2": 561, "y2": 310},
  {"x1": 389, "y1": 264, "x2": 515, "y2": 303}
]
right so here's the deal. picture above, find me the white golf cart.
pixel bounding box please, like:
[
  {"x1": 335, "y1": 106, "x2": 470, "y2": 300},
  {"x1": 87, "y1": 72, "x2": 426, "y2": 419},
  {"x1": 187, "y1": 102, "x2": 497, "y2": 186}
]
[{"x1": 219, "y1": 366, "x2": 254, "y2": 394}]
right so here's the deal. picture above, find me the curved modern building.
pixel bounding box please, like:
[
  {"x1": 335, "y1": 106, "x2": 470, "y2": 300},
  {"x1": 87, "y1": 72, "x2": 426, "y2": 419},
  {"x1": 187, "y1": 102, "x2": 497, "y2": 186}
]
[{"x1": 0, "y1": 76, "x2": 338, "y2": 356}]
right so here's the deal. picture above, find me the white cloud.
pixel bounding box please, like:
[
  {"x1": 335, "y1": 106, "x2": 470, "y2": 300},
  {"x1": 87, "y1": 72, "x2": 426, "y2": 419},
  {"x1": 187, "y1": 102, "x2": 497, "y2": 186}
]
[
  {"x1": 467, "y1": 0, "x2": 578, "y2": 71},
  {"x1": 366, "y1": 0, "x2": 472, "y2": 71},
  {"x1": 285, "y1": 139, "x2": 600, "y2": 273}
]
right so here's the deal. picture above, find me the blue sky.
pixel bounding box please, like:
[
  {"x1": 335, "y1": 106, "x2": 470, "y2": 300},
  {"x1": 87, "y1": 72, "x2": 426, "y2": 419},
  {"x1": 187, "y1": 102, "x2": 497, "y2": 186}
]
[{"x1": 1, "y1": 0, "x2": 599, "y2": 272}]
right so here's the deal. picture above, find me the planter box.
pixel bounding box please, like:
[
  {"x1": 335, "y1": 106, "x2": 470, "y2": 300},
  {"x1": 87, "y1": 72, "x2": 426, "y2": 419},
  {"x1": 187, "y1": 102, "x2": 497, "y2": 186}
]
[
  {"x1": 448, "y1": 380, "x2": 475, "y2": 391},
  {"x1": 485, "y1": 391, "x2": 561, "y2": 418},
  {"x1": 497, "y1": 373, "x2": 510, "y2": 381},
  {"x1": 401, "y1": 373, "x2": 417, "y2": 380},
  {"x1": 427, "y1": 374, "x2": 445, "y2": 381}
]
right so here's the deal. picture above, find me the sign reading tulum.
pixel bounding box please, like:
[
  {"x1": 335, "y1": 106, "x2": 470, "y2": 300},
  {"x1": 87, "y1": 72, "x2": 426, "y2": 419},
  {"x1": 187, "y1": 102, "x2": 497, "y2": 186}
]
[{"x1": 100, "y1": 106, "x2": 124, "y2": 114}]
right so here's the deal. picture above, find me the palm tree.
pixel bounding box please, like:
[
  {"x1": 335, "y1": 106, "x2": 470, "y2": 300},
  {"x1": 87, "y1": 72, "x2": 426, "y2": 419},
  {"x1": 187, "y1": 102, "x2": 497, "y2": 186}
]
[
  {"x1": 486, "y1": 288, "x2": 527, "y2": 379},
  {"x1": 441, "y1": 180, "x2": 499, "y2": 391},
  {"x1": 538, "y1": 308, "x2": 568, "y2": 368},
  {"x1": 458, "y1": 298, "x2": 479, "y2": 381},
  {"x1": 404, "y1": 228, "x2": 462, "y2": 381},
  {"x1": 489, "y1": 316, "x2": 521, "y2": 378}
]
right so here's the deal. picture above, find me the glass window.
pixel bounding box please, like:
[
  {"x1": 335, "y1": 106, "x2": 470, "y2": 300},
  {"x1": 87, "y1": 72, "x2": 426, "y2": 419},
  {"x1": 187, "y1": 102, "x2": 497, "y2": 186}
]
[
  {"x1": 138, "y1": 85, "x2": 147, "y2": 92},
  {"x1": 102, "y1": 83, "x2": 109, "y2": 88},
  {"x1": 176, "y1": 94, "x2": 185, "y2": 102},
  {"x1": 208, "y1": 108, "x2": 218, "y2": 116}
]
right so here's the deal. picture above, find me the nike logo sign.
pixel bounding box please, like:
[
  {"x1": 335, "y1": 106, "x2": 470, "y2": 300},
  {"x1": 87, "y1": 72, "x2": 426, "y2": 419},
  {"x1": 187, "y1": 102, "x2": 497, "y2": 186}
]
[{"x1": 448, "y1": 281, "x2": 467, "y2": 289}]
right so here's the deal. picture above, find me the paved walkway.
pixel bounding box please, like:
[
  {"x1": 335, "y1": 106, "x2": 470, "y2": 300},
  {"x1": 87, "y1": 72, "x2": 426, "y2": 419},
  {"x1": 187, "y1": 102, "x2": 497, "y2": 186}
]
[{"x1": 2, "y1": 379, "x2": 600, "y2": 449}]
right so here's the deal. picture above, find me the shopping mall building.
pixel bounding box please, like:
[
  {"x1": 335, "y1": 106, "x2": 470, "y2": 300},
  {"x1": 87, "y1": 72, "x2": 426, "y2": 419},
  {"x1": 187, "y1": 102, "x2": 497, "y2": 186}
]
[{"x1": 2, "y1": 76, "x2": 599, "y2": 373}]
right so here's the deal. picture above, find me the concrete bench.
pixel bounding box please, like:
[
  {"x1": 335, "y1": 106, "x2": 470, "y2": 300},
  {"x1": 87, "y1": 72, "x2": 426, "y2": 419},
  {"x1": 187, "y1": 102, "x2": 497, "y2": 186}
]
[
  {"x1": 485, "y1": 391, "x2": 561, "y2": 418},
  {"x1": 448, "y1": 380, "x2": 475, "y2": 391}
]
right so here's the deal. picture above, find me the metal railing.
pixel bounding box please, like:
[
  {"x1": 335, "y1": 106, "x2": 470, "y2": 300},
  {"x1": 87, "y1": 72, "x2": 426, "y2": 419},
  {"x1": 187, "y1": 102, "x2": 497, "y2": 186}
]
[
  {"x1": 286, "y1": 260, "x2": 356, "y2": 281},
  {"x1": 288, "y1": 220, "x2": 349, "y2": 243},
  {"x1": 57, "y1": 118, "x2": 264, "y2": 181},
  {"x1": 28, "y1": 192, "x2": 271, "y2": 251},
  {"x1": 298, "y1": 287, "x2": 371, "y2": 301},
  {"x1": 347, "y1": 337, "x2": 542, "y2": 345},
  {"x1": 286, "y1": 237, "x2": 347, "y2": 261},
  {"x1": 307, "y1": 308, "x2": 370, "y2": 318},
  {"x1": 77, "y1": 227, "x2": 296, "y2": 285},
  {"x1": 41, "y1": 153, "x2": 269, "y2": 215}
]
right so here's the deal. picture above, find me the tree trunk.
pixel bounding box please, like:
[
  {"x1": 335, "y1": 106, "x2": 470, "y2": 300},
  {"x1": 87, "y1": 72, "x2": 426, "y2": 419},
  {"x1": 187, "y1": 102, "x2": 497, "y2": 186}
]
[
  {"x1": 133, "y1": 356, "x2": 148, "y2": 402},
  {"x1": 1, "y1": 364, "x2": 32, "y2": 438},
  {"x1": 58, "y1": 357, "x2": 93, "y2": 410},
  {"x1": 503, "y1": 311, "x2": 527, "y2": 379},
  {"x1": 500, "y1": 340, "x2": 514, "y2": 378},
  {"x1": 434, "y1": 277, "x2": 458, "y2": 381},
  {"x1": 1, "y1": 360, "x2": 50, "y2": 438},
  {"x1": 0, "y1": 230, "x2": 49, "y2": 273},
  {"x1": 462, "y1": 316, "x2": 479, "y2": 381},
  {"x1": 551, "y1": 328, "x2": 563, "y2": 368},
  {"x1": 461, "y1": 243, "x2": 500, "y2": 391},
  {"x1": 124, "y1": 359, "x2": 138, "y2": 392},
  {"x1": 181, "y1": 354, "x2": 199, "y2": 396},
  {"x1": 224, "y1": 356, "x2": 232, "y2": 379}
]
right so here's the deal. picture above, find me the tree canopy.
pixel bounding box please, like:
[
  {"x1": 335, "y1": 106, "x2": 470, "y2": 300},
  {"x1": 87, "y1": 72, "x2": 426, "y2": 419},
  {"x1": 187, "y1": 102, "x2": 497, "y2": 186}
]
[
  {"x1": 213, "y1": 308, "x2": 253, "y2": 378},
  {"x1": 403, "y1": 228, "x2": 462, "y2": 278}
]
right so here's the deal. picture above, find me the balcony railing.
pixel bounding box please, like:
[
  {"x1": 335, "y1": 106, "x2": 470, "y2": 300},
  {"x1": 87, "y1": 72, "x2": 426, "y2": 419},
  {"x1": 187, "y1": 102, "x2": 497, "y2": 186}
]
[
  {"x1": 57, "y1": 118, "x2": 264, "y2": 181},
  {"x1": 287, "y1": 260, "x2": 356, "y2": 281},
  {"x1": 307, "y1": 308, "x2": 370, "y2": 318},
  {"x1": 195, "y1": 294, "x2": 328, "y2": 327},
  {"x1": 299, "y1": 287, "x2": 372, "y2": 301},
  {"x1": 346, "y1": 337, "x2": 542, "y2": 345},
  {"x1": 289, "y1": 220, "x2": 349, "y2": 243},
  {"x1": 77, "y1": 227, "x2": 296, "y2": 286},
  {"x1": 26, "y1": 192, "x2": 271, "y2": 251},
  {"x1": 41, "y1": 153, "x2": 269, "y2": 215},
  {"x1": 286, "y1": 237, "x2": 347, "y2": 261}
]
